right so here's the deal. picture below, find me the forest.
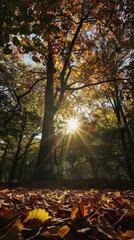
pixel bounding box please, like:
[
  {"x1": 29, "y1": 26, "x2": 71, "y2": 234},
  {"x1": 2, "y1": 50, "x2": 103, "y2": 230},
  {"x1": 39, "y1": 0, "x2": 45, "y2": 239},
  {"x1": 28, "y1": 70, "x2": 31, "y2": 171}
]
[
  {"x1": 0, "y1": 0, "x2": 134, "y2": 239},
  {"x1": 0, "y1": 0, "x2": 133, "y2": 184}
]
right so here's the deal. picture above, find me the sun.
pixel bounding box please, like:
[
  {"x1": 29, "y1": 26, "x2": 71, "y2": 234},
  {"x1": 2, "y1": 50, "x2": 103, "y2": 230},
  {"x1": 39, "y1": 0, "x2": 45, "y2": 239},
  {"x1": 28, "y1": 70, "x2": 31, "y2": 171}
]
[{"x1": 66, "y1": 117, "x2": 79, "y2": 134}]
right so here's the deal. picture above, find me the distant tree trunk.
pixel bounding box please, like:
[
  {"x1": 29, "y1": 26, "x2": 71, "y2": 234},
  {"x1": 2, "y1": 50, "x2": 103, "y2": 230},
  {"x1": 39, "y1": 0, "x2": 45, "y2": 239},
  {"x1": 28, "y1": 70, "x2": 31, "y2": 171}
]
[
  {"x1": 18, "y1": 150, "x2": 27, "y2": 182},
  {"x1": 88, "y1": 151, "x2": 99, "y2": 178},
  {"x1": 0, "y1": 143, "x2": 8, "y2": 181},
  {"x1": 120, "y1": 127, "x2": 133, "y2": 179},
  {"x1": 109, "y1": 88, "x2": 133, "y2": 180},
  {"x1": 9, "y1": 111, "x2": 26, "y2": 182},
  {"x1": 9, "y1": 133, "x2": 23, "y2": 181},
  {"x1": 18, "y1": 133, "x2": 36, "y2": 181},
  {"x1": 118, "y1": 98, "x2": 134, "y2": 158},
  {"x1": 115, "y1": 87, "x2": 134, "y2": 179}
]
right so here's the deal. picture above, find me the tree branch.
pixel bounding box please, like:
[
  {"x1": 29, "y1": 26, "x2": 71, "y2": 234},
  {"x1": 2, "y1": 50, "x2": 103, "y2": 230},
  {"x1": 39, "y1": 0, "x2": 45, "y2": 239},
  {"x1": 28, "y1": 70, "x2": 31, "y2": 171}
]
[
  {"x1": 59, "y1": 5, "x2": 94, "y2": 85},
  {"x1": 57, "y1": 14, "x2": 78, "y2": 24},
  {"x1": 67, "y1": 80, "x2": 85, "y2": 87},
  {"x1": 65, "y1": 78, "x2": 128, "y2": 91},
  {"x1": 3, "y1": 76, "x2": 46, "y2": 127},
  {"x1": 18, "y1": 76, "x2": 46, "y2": 98},
  {"x1": 65, "y1": 65, "x2": 74, "y2": 84}
]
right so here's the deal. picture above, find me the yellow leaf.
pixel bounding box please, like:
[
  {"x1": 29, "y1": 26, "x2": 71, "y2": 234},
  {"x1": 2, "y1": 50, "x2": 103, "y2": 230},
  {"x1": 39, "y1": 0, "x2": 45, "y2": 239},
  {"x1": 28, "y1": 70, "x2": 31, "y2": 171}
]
[
  {"x1": 114, "y1": 191, "x2": 120, "y2": 196},
  {"x1": 23, "y1": 208, "x2": 52, "y2": 223},
  {"x1": 94, "y1": 190, "x2": 98, "y2": 194},
  {"x1": 122, "y1": 198, "x2": 131, "y2": 206},
  {"x1": 71, "y1": 207, "x2": 79, "y2": 220},
  {"x1": 101, "y1": 194, "x2": 108, "y2": 202},
  {"x1": 21, "y1": 40, "x2": 27, "y2": 46},
  {"x1": 13, "y1": 219, "x2": 23, "y2": 231},
  {"x1": 18, "y1": 194, "x2": 24, "y2": 198},
  {"x1": 57, "y1": 225, "x2": 70, "y2": 238},
  {"x1": 90, "y1": 188, "x2": 94, "y2": 193}
]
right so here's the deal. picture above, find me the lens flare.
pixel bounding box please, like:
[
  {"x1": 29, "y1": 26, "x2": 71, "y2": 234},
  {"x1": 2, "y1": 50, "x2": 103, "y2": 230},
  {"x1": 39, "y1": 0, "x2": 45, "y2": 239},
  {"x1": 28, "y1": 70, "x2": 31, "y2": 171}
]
[{"x1": 67, "y1": 117, "x2": 79, "y2": 133}]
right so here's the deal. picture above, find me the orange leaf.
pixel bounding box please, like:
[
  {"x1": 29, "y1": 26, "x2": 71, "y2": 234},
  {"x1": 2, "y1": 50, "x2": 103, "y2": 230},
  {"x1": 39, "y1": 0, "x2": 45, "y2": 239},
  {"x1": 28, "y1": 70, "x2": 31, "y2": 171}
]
[
  {"x1": 57, "y1": 225, "x2": 70, "y2": 238},
  {"x1": 122, "y1": 230, "x2": 134, "y2": 238},
  {"x1": 0, "y1": 189, "x2": 9, "y2": 194}
]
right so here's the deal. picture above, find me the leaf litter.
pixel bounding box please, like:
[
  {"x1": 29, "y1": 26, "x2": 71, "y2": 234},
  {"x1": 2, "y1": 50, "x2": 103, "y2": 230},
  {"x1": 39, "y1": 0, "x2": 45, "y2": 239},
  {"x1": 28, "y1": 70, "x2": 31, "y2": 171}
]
[{"x1": 0, "y1": 187, "x2": 133, "y2": 240}]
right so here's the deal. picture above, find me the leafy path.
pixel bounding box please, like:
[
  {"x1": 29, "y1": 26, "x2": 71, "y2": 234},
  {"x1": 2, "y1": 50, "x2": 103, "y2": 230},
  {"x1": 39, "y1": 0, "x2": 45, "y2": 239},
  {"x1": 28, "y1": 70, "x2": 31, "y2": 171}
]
[{"x1": 0, "y1": 187, "x2": 133, "y2": 240}]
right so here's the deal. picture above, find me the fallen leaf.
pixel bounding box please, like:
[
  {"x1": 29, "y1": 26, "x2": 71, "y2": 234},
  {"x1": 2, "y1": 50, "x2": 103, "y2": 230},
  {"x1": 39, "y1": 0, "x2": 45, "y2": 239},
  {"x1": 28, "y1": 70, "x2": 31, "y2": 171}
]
[
  {"x1": 23, "y1": 208, "x2": 52, "y2": 223},
  {"x1": 57, "y1": 225, "x2": 70, "y2": 238},
  {"x1": 122, "y1": 230, "x2": 134, "y2": 238}
]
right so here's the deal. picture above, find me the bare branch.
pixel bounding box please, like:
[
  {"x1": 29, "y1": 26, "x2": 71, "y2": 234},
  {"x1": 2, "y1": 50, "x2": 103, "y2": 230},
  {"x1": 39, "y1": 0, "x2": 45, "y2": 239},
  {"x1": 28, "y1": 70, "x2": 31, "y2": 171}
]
[
  {"x1": 57, "y1": 14, "x2": 78, "y2": 24},
  {"x1": 3, "y1": 76, "x2": 46, "y2": 127},
  {"x1": 60, "y1": 5, "x2": 94, "y2": 84},
  {"x1": 67, "y1": 80, "x2": 85, "y2": 87},
  {"x1": 65, "y1": 78, "x2": 128, "y2": 91},
  {"x1": 18, "y1": 76, "x2": 46, "y2": 98},
  {"x1": 65, "y1": 65, "x2": 74, "y2": 84}
]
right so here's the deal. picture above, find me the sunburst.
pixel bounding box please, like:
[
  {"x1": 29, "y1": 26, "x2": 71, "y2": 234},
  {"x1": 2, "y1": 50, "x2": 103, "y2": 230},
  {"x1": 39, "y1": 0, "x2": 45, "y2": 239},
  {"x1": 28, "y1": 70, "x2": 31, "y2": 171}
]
[{"x1": 66, "y1": 117, "x2": 79, "y2": 134}]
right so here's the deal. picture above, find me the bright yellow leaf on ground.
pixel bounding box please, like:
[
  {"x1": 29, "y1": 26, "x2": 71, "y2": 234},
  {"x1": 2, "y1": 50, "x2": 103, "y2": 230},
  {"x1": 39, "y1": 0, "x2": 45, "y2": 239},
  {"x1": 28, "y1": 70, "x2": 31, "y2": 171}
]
[
  {"x1": 23, "y1": 208, "x2": 52, "y2": 223},
  {"x1": 101, "y1": 194, "x2": 109, "y2": 202},
  {"x1": 90, "y1": 188, "x2": 94, "y2": 193}
]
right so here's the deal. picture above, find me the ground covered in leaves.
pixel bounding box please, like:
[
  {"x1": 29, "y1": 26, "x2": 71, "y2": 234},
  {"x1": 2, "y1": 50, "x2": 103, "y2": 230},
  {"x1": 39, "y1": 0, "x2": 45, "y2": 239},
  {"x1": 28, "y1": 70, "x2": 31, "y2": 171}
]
[{"x1": 0, "y1": 187, "x2": 133, "y2": 240}]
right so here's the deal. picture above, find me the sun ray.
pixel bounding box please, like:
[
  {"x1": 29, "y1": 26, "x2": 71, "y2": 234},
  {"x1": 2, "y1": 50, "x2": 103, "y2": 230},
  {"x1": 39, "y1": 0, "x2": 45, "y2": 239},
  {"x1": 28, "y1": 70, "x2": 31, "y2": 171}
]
[
  {"x1": 64, "y1": 133, "x2": 71, "y2": 161},
  {"x1": 76, "y1": 130, "x2": 101, "y2": 172}
]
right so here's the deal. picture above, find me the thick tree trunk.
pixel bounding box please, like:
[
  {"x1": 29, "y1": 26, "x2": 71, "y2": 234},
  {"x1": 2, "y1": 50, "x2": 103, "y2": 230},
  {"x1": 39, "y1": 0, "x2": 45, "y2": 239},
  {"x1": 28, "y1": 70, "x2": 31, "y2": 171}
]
[
  {"x1": 31, "y1": 51, "x2": 56, "y2": 182},
  {"x1": 31, "y1": 110, "x2": 55, "y2": 181}
]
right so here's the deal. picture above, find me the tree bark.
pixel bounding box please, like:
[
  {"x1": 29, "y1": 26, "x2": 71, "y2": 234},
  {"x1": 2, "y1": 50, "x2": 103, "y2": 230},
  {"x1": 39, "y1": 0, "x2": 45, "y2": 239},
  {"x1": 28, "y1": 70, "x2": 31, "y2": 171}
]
[
  {"x1": 108, "y1": 89, "x2": 133, "y2": 180},
  {"x1": 18, "y1": 133, "x2": 36, "y2": 181},
  {"x1": 114, "y1": 87, "x2": 134, "y2": 179},
  {"x1": 9, "y1": 133, "x2": 23, "y2": 181},
  {"x1": 120, "y1": 127, "x2": 133, "y2": 179},
  {"x1": 31, "y1": 50, "x2": 56, "y2": 182},
  {"x1": 30, "y1": 11, "x2": 93, "y2": 182},
  {"x1": 0, "y1": 143, "x2": 8, "y2": 181}
]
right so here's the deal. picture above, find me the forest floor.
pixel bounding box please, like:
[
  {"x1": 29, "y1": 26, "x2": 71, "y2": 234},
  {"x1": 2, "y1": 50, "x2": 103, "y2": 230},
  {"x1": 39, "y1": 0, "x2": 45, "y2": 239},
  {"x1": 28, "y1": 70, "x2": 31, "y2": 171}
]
[{"x1": 0, "y1": 179, "x2": 134, "y2": 240}]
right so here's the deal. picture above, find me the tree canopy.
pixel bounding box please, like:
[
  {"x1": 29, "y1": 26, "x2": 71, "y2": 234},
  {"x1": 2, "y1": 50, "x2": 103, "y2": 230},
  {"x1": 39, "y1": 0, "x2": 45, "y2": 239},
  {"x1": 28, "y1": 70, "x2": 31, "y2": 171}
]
[{"x1": 0, "y1": 0, "x2": 133, "y2": 182}]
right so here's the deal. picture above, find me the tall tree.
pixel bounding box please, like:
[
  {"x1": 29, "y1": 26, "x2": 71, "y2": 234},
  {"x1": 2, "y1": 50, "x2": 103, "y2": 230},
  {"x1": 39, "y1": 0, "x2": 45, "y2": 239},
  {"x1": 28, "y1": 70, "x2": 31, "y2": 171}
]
[{"x1": 1, "y1": 0, "x2": 131, "y2": 181}]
